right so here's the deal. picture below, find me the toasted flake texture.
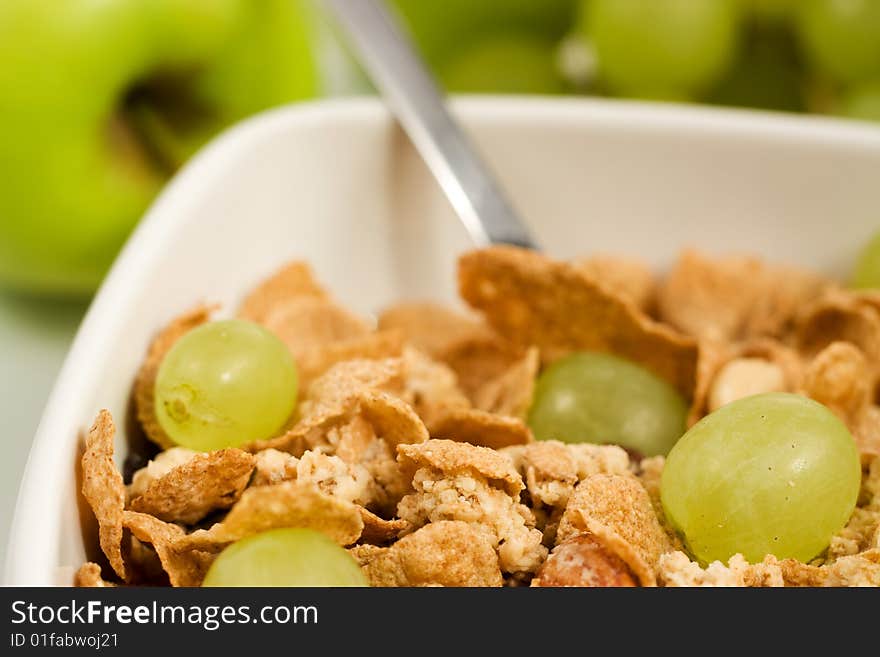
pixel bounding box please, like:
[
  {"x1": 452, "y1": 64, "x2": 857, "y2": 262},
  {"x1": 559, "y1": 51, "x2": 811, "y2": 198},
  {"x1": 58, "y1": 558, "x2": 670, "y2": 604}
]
[
  {"x1": 129, "y1": 449, "x2": 256, "y2": 524},
  {"x1": 358, "y1": 391, "x2": 430, "y2": 449},
  {"x1": 238, "y1": 261, "x2": 326, "y2": 323},
  {"x1": 260, "y1": 297, "x2": 371, "y2": 370},
  {"x1": 829, "y1": 457, "x2": 880, "y2": 558},
  {"x1": 74, "y1": 563, "x2": 116, "y2": 587},
  {"x1": 658, "y1": 552, "x2": 784, "y2": 587},
  {"x1": 177, "y1": 482, "x2": 364, "y2": 551},
  {"x1": 358, "y1": 509, "x2": 408, "y2": 545},
  {"x1": 353, "y1": 521, "x2": 503, "y2": 587},
  {"x1": 658, "y1": 250, "x2": 826, "y2": 342},
  {"x1": 855, "y1": 406, "x2": 880, "y2": 462},
  {"x1": 557, "y1": 474, "x2": 670, "y2": 586},
  {"x1": 504, "y1": 441, "x2": 630, "y2": 510},
  {"x1": 122, "y1": 511, "x2": 215, "y2": 587},
  {"x1": 294, "y1": 450, "x2": 374, "y2": 506},
  {"x1": 396, "y1": 468, "x2": 546, "y2": 574},
  {"x1": 438, "y1": 334, "x2": 529, "y2": 402},
  {"x1": 128, "y1": 448, "x2": 198, "y2": 499},
  {"x1": 398, "y1": 439, "x2": 523, "y2": 495},
  {"x1": 251, "y1": 448, "x2": 297, "y2": 487},
  {"x1": 401, "y1": 347, "x2": 471, "y2": 429},
  {"x1": 459, "y1": 246, "x2": 697, "y2": 398},
  {"x1": 428, "y1": 408, "x2": 532, "y2": 450},
  {"x1": 377, "y1": 302, "x2": 493, "y2": 356},
  {"x1": 299, "y1": 330, "x2": 405, "y2": 390},
  {"x1": 532, "y1": 533, "x2": 638, "y2": 587},
  {"x1": 824, "y1": 549, "x2": 880, "y2": 586},
  {"x1": 81, "y1": 410, "x2": 127, "y2": 580},
  {"x1": 134, "y1": 305, "x2": 214, "y2": 449},
  {"x1": 305, "y1": 358, "x2": 406, "y2": 410},
  {"x1": 796, "y1": 290, "x2": 880, "y2": 371},
  {"x1": 800, "y1": 341, "x2": 872, "y2": 429},
  {"x1": 473, "y1": 347, "x2": 539, "y2": 418},
  {"x1": 573, "y1": 255, "x2": 656, "y2": 312}
]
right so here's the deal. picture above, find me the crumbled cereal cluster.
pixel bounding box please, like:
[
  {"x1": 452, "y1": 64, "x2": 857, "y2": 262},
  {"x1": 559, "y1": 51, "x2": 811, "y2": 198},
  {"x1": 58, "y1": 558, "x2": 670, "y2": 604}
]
[{"x1": 77, "y1": 247, "x2": 880, "y2": 587}]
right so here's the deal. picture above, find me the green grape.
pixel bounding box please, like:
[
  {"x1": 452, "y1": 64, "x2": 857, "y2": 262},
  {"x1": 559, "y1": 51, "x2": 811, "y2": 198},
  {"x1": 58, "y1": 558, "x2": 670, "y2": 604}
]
[
  {"x1": 202, "y1": 528, "x2": 368, "y2": 587},
  {"x1": 439, "y1": 34, "x2": 565, "y2": 94},
  {"x1": 851, "y1": 229, "x2": 880, "y2": 289},
  {"x1": 527, "y1": 352, "x2": 688, "y2": 457},
  {"x1": 155, "y1": 319, "x2": 297, "y2": 450},
  {"x1": 391, "y1": 0, "x2": 575, "y2": 68},
  {"x1": 796, "y1": 0, "x2": 880, "y2": 84},
  {"x1": 584, "y1": 0, "x2": 742, "y2": 99},
  {"x1": 740, "y1": 0, "x2": 797, "y2": 22},
  {"x1": 661, "y1": 393, "x2": 860, "y2": 565},
  {"x1": 840, "y1": 81, "x2": 880, "y2": 122},
  {"x1": 706, "y1": 30, "x2": 805, "y2": 112}
]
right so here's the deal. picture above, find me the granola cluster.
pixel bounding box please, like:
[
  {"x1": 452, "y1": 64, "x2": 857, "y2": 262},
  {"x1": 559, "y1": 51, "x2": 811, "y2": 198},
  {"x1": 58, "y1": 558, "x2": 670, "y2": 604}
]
[{"x1": 76, "y1": 247, "x2": 880, "y2": 587}]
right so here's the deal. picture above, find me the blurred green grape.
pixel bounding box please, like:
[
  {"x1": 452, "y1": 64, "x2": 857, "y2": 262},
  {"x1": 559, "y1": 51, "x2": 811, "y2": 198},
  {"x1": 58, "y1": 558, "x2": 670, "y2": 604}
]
[
  {"x1": 852, "y1": 229, "x2": 880, "y2": 289},
  {"x1": 840, "y1": 81, "x2": 880, "y2": 122},
  {"x1": 796, "y1": 0, "x2": 880, "y2": 84},
  {"x1": 202, "y1": 528, "x2": 367, "y2": 587},
  {"x1": 528, "y1": 351, "x2": 687, "y2": 457},
  {"x1": 585, "y1": 0, "x2": 743, "y2": 99},
  {"x1": 391, "y1": 0, "x2": 576, "y2": 68},
  {"x1": 740, "y1": 0, "x2": 798, "y2": 22},
  {"x1": 707, "y1": 29, "x2": 805, "y2": 112},
  {"x1": 439, "y1": 34, "x2": 565, "y2": 94}
]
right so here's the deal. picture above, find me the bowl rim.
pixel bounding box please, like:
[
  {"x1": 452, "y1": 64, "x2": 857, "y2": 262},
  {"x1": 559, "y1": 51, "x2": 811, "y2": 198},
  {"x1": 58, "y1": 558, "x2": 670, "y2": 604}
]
[{"x1": 6, "y1": 95, "x2": 880, "y2": 585}]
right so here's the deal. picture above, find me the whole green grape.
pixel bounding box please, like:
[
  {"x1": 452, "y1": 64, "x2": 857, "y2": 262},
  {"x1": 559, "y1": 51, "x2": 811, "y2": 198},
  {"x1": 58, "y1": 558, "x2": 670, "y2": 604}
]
[
  {"x1": 661, "y1": 393, "x2": 860, "y2": 564},
  {"x1": 796, "y1": 0, "x2": 880, "y2": 84},
  {"x1": 584, "y1": 0, "x2": 742, "y2": 99},
  {"x1": 527, "y1": 351, "x2": 688, "y2": 457},
  {"x1": 852, "y1": 229, "x2": 880, "y2": 289},
  {"x1": 202, "y1": 528, "x2": 368, "y2": 587},
  {"x1": 439, "y1": 34, "x2": 565, "y2": 94},
  {"x1": 840, "y1": 81, "x2": 880, "y2": 123},
  {"x1": 155, "y1": 319, "x2": 297, "y2": 450}
]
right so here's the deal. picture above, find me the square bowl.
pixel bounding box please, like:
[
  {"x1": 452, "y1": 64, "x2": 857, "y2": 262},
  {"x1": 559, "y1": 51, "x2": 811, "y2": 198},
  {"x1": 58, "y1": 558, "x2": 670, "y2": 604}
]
[{"x1": 6, "y1": 97, "x2": 880, "y2": 585}]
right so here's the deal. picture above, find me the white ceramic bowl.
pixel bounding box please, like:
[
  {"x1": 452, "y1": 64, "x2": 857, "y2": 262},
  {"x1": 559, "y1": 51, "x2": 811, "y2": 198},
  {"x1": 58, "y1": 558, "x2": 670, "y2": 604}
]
[{"x1": 7, "y1": 97, "x2": 880, "y2": 585}]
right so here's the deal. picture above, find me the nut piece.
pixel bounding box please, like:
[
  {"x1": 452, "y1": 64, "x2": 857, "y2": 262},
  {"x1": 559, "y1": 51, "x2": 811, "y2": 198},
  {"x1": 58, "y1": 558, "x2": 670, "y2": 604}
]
[
  {"x1": 532, "y1": 533, "x2": 638, "y2": 587},
  {"x1": 708, "y1": 358, "x2": 785, "y2": 412}
]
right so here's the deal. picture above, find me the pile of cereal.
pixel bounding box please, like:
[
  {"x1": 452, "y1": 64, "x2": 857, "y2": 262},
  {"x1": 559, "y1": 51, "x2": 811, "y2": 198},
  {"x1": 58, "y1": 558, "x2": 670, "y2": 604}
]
[{"x1": 76, "y1": 246, "x2": 880, "y2": 587}]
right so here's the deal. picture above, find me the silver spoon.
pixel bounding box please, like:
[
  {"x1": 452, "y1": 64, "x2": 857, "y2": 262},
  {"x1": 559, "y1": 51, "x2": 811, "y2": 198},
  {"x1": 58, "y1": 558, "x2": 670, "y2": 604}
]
[{"x1": 324, "y1": 0, "x2": 538, "y2": 250}]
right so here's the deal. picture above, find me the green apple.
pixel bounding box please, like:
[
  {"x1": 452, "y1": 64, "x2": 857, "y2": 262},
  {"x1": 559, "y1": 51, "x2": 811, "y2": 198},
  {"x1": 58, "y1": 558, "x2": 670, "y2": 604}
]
[{"x1": 0, "y1": 0, "x2": 317, "y2": 296}]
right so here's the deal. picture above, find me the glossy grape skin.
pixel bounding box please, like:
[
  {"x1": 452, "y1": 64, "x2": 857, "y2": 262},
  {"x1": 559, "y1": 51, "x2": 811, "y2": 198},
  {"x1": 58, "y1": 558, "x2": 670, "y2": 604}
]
[
  {"x1": 202, "y1": 528, "x2": 368, "y2": 587},
  {"x1": 585, "y1": 0, "x2": 742, "y2": 99},
  {"x1": 527, "y1": 351, "x2": 688, "y2": 457},
  {"x1": 661, "y1": 393, "x2": 860, "y2": 565},
  {"x1": 155, "y1": 319, "x2": 297, "y2": 451},
  {"x1": 851, "y1": 229, "x2": 880, "y2": 289},
  {"x1": 795, "y1": 0, "x2": 880, "y2": 84}
]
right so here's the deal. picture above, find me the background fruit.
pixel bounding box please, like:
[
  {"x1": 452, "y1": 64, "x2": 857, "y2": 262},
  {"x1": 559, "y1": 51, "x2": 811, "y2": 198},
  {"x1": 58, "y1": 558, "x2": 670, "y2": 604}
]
[{"x1": 0, "y1": 0, "x2": 317, "y2": 296}]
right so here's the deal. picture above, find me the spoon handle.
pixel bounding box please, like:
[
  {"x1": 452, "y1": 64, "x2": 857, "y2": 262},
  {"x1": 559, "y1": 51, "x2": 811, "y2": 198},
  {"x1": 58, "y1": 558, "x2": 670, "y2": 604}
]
[{"x1": 324, "y1": 0, "x2": 538, "y2": 249}]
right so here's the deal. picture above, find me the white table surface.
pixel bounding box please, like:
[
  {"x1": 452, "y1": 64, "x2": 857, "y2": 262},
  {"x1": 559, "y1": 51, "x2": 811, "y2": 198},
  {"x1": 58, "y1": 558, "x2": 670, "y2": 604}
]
[{"x1": 0, "y1": 294, "x2": 87, "y2": 570}]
